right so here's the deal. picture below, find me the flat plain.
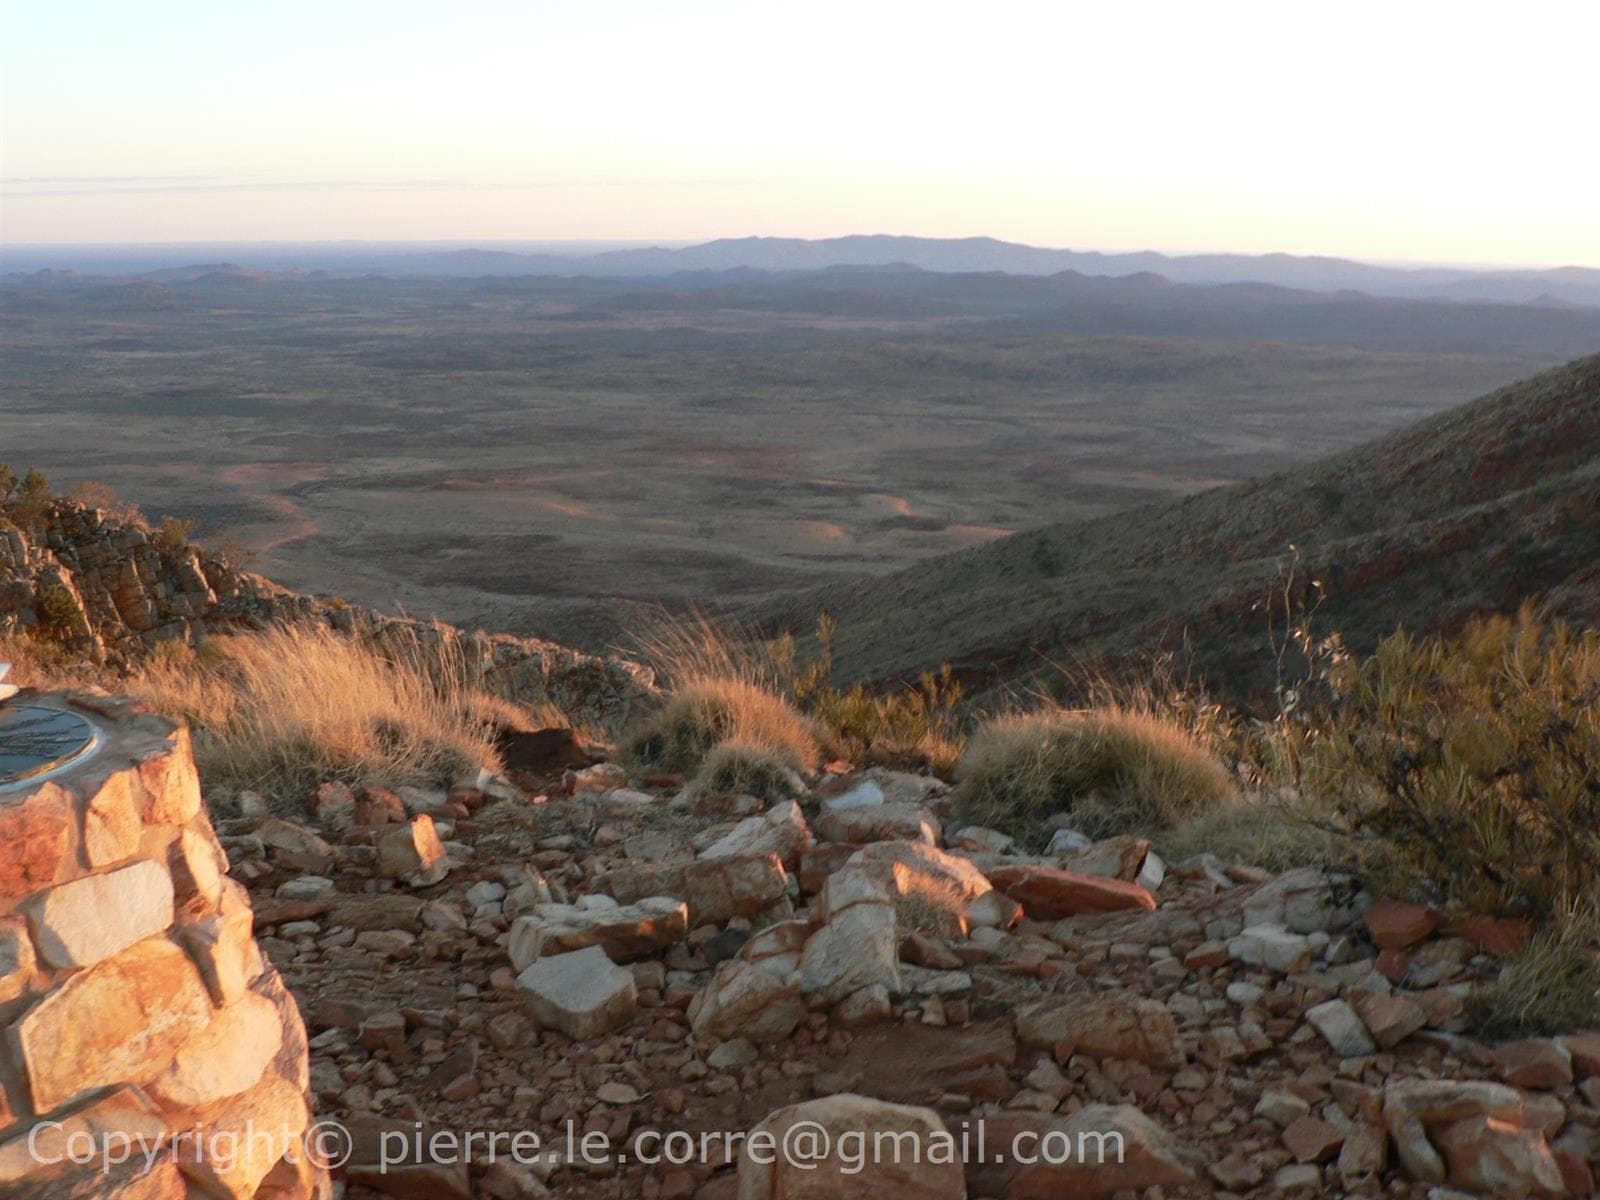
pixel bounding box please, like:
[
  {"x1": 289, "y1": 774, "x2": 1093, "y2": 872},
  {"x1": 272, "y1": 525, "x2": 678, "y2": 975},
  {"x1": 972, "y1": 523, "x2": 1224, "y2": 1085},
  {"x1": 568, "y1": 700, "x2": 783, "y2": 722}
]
[{"x1": 0, "y1": 273, "x2": 1574, "y2": 649}]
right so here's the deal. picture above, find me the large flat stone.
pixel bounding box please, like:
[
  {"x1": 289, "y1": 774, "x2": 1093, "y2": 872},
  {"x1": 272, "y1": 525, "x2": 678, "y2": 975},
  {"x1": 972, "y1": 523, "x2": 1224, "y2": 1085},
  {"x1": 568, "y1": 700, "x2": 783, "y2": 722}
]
[
  {"x1": 1016, "y1": 994, "x2": 1185, "y2": 1068},
  {"x1": 12, "y1": 936, "x2": 214, "y2": 1112},
  {"x1": 800, "y1": 899, "x2": 900, "y2": 1006},
  {"x1": 965, "y1": 1105, "x2": 1196, "y2": 1198},
  {"x1": 985, "y1": 863, "x2": 1157, "y2": 919},
  {"x1": 689, "y1": 959, "x2": 806, "y2": 1043},
  {"x1": 175, "y1": 1071, "x2": 309, "y2": 1200},
  {"x1": 151, "y1": 990, "x2": 284, "y2": 1107},
  {"x1": 508, "y1": 895, "x2": 688, "y2": 968},
  {"x1": 517, "y1": 944, "x2": 637, "y2": 1040},
  {"x1": 28, "y1": 858, "x2": 175, "y2": 969}
]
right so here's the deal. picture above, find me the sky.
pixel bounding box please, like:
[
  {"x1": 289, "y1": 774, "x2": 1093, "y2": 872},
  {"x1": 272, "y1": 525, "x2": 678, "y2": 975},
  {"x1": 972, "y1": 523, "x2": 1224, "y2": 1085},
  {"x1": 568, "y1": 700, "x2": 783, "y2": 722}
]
[{"x1": 3, "y1": 0, "x2": 1598, "y2": 267}]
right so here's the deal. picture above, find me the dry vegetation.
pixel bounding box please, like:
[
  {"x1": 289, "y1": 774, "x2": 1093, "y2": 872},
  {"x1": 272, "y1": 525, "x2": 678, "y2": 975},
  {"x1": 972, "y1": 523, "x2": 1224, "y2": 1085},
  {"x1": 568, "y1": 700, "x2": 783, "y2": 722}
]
[
  {"x1": 953, "y1": 707, "x2": 1237, "y2": 844},
  {"x1": 3, "y1": 623, "x2": 510, "y2": 804}
]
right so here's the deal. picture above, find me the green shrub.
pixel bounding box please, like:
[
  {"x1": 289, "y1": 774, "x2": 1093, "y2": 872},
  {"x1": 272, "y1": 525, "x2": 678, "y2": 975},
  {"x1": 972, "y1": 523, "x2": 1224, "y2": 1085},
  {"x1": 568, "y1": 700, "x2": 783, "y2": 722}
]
[
  {"x1": 1466, "y1": 913, "x2": 1600, "y2": 1037},
  {"x1": 626, "y1": 677, "x2": 818, "y2": 775},
  {"x1": 1310, "y1": 607, "x2": 1600, "y2": 920},
  {"x1": 1, "y1": 466, "x2": 52, "y2": 530},
  {"x1": 35, "y1": 584, "x2": 88, "y2": 642},
  {"x1": 685, "y1": 740, "x2": 806, "y2": 801},
  {"x1": 779, "y1": 616, "x2": 965, "y2": 775},
  {"x1": 954, "y1": 706, "x2": 1235, "y2": 845}
]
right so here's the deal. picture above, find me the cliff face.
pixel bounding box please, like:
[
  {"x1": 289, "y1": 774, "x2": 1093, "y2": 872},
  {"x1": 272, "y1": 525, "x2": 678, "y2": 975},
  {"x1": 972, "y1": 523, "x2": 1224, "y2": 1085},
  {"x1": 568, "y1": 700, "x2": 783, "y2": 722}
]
[{"x1": 0, "y1": 501, "x2": 657, "y2": 734}]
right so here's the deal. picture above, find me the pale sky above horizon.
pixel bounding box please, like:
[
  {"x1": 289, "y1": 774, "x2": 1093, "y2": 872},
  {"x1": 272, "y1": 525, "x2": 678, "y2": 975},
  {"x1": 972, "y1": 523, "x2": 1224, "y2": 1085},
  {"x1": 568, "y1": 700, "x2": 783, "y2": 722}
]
[{"x1": 3, "y1": 0, "x2": 1597, "y2": 267}]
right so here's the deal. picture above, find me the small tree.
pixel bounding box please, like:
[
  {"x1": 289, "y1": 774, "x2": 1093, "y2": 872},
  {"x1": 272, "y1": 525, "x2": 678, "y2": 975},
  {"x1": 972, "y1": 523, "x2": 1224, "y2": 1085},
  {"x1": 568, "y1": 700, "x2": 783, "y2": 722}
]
[{"x1": 153, "y1": 515, "x2": 199, "y2": 556}]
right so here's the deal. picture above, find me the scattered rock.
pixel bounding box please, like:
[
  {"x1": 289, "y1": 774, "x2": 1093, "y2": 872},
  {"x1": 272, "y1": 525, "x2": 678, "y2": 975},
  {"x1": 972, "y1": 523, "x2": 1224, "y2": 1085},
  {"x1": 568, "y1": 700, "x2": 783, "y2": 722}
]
[
  {"x1": 984, "y1": 863, "x2": 1157, "y2": 919},
  {"x1": 516, "y1": 944, "x2": 638, "y2": 1039},
  {"x1": 508, "y1": 895, "x2": 688, "y2": 967},
  {"x1": 1305, "y1": 998, "x2": 1377, "y2": 1058},
  {"x1": 376, "y1": 814, "x2": 449, "y2": 885},
  {"x1": 1016, "y1": 993, "x2": 1184, "y2": 1068},
  {"x1": 737, "y1": 1093, "x2": 965, "y2": 1199}
]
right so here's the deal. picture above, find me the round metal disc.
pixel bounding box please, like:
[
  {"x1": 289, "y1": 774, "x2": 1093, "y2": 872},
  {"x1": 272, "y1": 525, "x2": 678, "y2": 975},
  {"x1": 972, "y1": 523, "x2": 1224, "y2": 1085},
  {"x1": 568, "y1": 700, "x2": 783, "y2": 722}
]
[{"x1": 0, "y1": 705, "x2": 101, "y2": 786}]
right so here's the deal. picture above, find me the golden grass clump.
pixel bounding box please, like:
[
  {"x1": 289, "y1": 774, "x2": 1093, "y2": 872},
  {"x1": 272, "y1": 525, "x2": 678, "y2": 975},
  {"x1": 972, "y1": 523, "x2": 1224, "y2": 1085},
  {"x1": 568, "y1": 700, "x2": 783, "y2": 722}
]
[
  {"x1": 626, "y1": 677, "x2": 819, "y2": 775},
  {"x1": 1155, "y1": 797, "x2": 1345, "y2": 872},
  {"x1": 954, "y1": 706, "x2": 1235, "y2": 845},
  {"x1": 1466, "y1": 910, "x2": 1600, "y2": 1038},
  {"x1": 685, "y1": 739, "x2": 807, "y2": 801},
  {"x1": 127, "y1": 623, "x2": 505, "y2": 802}
]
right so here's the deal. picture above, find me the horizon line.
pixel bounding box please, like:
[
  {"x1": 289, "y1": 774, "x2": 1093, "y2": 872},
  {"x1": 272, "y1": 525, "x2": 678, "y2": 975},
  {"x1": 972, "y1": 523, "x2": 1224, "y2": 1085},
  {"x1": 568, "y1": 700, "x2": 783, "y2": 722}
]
[{"x1": 0, "y1": 234, "x2": 1593, "y2": 274}]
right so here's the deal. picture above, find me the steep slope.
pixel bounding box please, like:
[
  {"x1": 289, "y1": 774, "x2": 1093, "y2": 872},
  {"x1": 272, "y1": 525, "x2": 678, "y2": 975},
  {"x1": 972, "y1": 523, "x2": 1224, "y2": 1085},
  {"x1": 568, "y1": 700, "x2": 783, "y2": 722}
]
[{"x1": 755, "y1": 354, "x2": 1600, "y2": 702}]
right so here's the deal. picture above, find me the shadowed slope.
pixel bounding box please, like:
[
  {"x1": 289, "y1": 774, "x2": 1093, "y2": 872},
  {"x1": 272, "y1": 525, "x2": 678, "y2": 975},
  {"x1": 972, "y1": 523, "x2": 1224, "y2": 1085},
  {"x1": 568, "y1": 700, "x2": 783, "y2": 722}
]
[{"x1": 757, "y1": 353, "x2": 1600, "y2": 702}]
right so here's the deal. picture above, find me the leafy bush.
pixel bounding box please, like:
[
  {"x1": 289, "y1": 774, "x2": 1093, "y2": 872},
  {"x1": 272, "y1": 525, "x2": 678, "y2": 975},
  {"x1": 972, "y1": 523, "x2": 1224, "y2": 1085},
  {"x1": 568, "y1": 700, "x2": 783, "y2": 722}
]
[
  {"x1": 685, "y1": 740, "x2": 806, "y2": 801},
  {"x1": 625, "y1": 677, "x2": 818, "y2": 775},
  {"x1": 954, "y1": 706, "x2": 1235, "y2": 845},
  {"x1": 1310, "y1": 607, "x2": 1600, "y2": 919},
  {"x1": 1466, "y1": 912, "x2": 1600, "y2": 1037},
  {"x1": 128, "y1": 623, "x2": 506, "y2": 802}
]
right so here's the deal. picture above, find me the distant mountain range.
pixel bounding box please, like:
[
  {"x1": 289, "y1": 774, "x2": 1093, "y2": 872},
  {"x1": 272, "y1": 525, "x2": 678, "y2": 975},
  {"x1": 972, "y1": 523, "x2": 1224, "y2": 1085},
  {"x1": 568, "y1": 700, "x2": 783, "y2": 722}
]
[
  {"x1": 6, "y1": 235, "x2": 1598, "y2": 307},
  {"x1": 754, "y1": 353, "x2": 1600, "y2": 703},
  {"x1": 8, "y1": 258, "x2": 1600, "y2": 359}
]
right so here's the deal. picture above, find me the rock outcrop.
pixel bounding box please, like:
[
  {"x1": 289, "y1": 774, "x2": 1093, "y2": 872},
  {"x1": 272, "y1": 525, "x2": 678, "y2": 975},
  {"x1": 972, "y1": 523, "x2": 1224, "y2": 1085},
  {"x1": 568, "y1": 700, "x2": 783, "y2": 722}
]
[{"x1": 0, "y1": 500, "x2": 655, "y2": 733}]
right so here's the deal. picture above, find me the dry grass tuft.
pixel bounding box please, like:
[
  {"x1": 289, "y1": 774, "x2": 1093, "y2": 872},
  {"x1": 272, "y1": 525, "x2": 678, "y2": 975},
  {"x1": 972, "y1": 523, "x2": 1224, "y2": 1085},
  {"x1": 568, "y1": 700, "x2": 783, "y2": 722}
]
[
  {"x1": 626, "y1": 677, "x2": 819, "y2": 775},
  {"x1": 685, "y1": 739, "x2": 807, "y2": 801},
  {"x1": 1156, "y1": 797, "x2": 1345, "y2": 871},
  {"x1": 127, "y1": 623, "x2": 506, "y2": 801},
  {"x1": 1466, "y1": 911, "x2": 1600, "y2": 1038},
  {"x1": 954, "y1": 706, "x2": 1235, "y2": 845}
]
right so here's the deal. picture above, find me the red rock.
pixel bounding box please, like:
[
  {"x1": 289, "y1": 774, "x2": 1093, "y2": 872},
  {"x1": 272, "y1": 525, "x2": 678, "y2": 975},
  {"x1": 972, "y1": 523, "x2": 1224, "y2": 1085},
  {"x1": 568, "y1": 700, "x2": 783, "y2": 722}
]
[
  {"x1": 1554, "y1": 1139, "x2": 1596, "y2": 1197},
  {"x1": 354, "y1": 786, "x2": 406, "y2": 825},
  {"x1": 1445, "y1": 914, "x2": 1533, "y2": 958},
  {"x1": 1559, "y1": 1031, "x2": 1600, "y2": 1077},
  {"x1": 984, "y1": 864, "x2": 1157, "y2": 920},
  {"x1": 1375, "y1": 947, "x2": 1412, "y2": 983},
  {"x1": 0, "y1": 782, "x2": 73, "y2": 902},
  {"x1": 1282, "y1": 1115, "x2": 1344, "y2": 1163},
  {"x1": 1363, "y1": 899, "x2": 1437, "y2": 949},
  {"x1": 1433, "y1": 1113, "x2": 1566, "y2": 1198},
  {"x1": 1494, "y1": 1039, "x2": 1573, "y2": 1090},
  {"x1": 309, "y1": 780, "x2": 356, "y2": 827},
  {"x1": 1352, "y1": 992, "x2": 1428, "y2": 1049},
  {"x1": 1184, "y1": 940, "x2": 1229, "y2": 969},
  {"x1": 900, "y1": 930, "x2": 964, "y2": 971}
]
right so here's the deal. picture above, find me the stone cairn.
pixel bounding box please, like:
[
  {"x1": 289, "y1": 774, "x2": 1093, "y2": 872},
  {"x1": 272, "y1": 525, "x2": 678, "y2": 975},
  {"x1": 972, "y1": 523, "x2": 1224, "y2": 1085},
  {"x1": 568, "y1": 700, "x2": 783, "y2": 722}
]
[{"x1": 0, "y1": 690, "x2": 326, "y2": 1199}]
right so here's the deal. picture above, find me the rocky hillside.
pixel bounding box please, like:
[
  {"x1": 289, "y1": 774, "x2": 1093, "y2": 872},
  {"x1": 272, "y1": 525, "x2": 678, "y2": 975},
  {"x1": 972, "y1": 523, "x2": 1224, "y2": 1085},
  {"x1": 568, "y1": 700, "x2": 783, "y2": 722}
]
[
  {"x1": 213, "y1": 748, "x2": 1597, "y2": 1198},
  {"x1": 0, "y1": 500, "x2": 654, "y2": 734},
  {"x1": 758, "y1": 353, "x2": 1600, "y2": 702}
]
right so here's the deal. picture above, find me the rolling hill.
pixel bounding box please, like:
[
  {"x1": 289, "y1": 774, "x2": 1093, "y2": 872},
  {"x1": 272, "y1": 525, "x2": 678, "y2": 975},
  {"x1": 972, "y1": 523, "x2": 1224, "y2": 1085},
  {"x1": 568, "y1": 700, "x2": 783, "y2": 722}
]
[
  {"x1": 754, "y1": 353, "x2": 1600, "y2": 704},
  {"x1": 7, "y1": 235, "x2": 1598, "y2": 306}
]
